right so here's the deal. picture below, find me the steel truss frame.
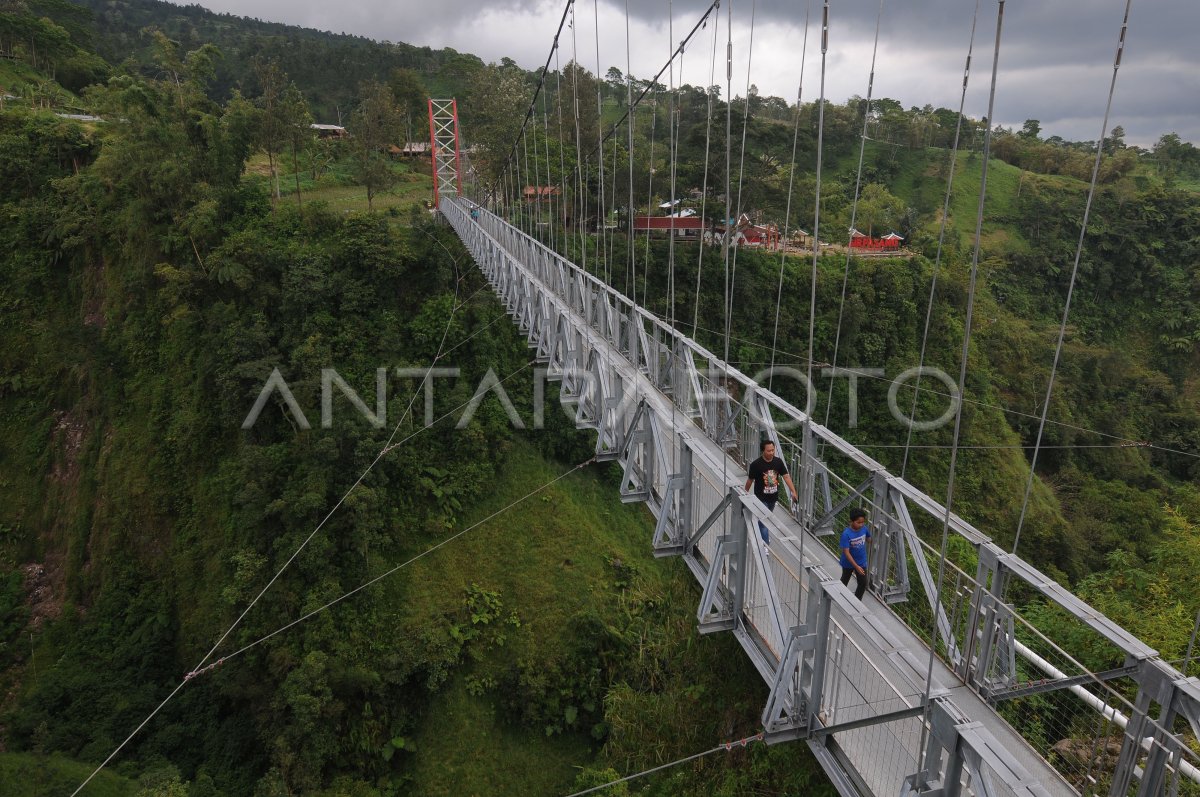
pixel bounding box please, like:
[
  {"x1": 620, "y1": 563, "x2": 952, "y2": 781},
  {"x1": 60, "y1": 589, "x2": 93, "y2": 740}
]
[{"x1": 427, "y1": 98, "x2": 462, "y2": 208}]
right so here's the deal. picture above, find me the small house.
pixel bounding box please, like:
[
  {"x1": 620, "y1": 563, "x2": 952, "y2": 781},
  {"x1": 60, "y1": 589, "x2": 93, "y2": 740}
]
[
  {"x1": 311, "y1": 123, "x2": 348, "y2": 139},
  {"x1": 715, "y1": 214, "x2": 781, "y2": 250},
  {"x1": 790, "y1": 229, "x2": 813, "y2": 248},
  {"x1": 734, "y1": 223, "x2": 781, "y2": 249}
]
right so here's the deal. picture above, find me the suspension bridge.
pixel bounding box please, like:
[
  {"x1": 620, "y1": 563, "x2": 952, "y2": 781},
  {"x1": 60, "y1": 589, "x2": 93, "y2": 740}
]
[{"x1": 424, "y1": 0, "x2": 1200, "y2": 794}]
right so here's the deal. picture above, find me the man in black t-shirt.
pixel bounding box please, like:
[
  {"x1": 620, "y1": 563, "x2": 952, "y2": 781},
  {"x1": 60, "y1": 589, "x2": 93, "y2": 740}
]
[{"x1": 744, "y1": 440, "x2": 798, "y2": 544}]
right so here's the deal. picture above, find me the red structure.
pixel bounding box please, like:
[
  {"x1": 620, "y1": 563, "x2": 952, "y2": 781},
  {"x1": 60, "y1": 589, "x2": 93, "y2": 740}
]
[
  {"x1": 632, "y1": 215, "x2": 706, "y2": 236},
  {"x1": 848, "y1": 229, "x2": 904, "y2": 251},
  {"x1": 735, "y1": 223, "x2": 781, "y2": 249},
  {"x1": 523, "y1": 186, "x2": 561, "y2": 201},
  {"x1": 713, "y1": 213, "x2": 782, "y2": 250}
]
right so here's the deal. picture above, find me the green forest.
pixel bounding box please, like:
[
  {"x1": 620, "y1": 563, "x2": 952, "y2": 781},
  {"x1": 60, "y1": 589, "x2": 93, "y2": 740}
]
[{"x1": 1, "y1": 0, "x2": 1199, "y2": 795}]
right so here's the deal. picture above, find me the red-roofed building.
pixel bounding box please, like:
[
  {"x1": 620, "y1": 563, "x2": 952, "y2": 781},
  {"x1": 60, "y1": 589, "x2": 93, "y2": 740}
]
[
  {"x1": 848, "y1": 229, "x2": 904, "y2": 251},
  {"x1": 734, "y1": 222, "x2": 781, "y2": 249},
  {"x1": 632, "y1": 215, "x2": 706, "y2": 237},
  {"x1": 523, "y1": 186, "x2": 561, "y2": 201}
]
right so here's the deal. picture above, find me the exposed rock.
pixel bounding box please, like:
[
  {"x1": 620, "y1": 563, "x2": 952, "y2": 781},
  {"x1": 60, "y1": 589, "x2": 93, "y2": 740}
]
[
  {"x1": 22, "y1": 561, "x2": 62, "y2": 629},
  {"x1": 50, "y1": 409, "x2": 86, "y2": 486}
]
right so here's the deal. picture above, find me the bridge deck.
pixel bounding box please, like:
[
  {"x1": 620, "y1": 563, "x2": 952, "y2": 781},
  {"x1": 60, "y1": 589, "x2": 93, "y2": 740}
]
[
  {"x1": 770, "y1": 520, "x2": 1075, "y2": 796},
  {"x1": 565, "y1": 318, "x2": 1073, "y2": 793},
  {"x1": 579, "y1": 314, "x2": 1076, "y2": 795}
]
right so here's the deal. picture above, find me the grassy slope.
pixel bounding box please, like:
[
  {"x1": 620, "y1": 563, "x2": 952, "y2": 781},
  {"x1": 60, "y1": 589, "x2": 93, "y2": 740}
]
[
  {"x1": 0, "y1": 752, "x2": 136, "y2": 797},
  {"x1": 396, "y1": 440, "x2": 659, "y2": 795},
  {"x1": 396, "y1": 441, "x2": 648, "y2": 797},
  {"x1": 392, "y1": 439, "x2": 793, "y2": 795},
  {"x1": 0, "y1": 59, "x2": 85, "y2": 110},
  {"x1": 245, "y1": 152, "x2": 434, "y2": 215},
  {"x1": 408, "y1": 681, "x2": 592, "y2": 797},
  {"x1": 877, "y1": 141, "x2": 1089, "y2": 255}
]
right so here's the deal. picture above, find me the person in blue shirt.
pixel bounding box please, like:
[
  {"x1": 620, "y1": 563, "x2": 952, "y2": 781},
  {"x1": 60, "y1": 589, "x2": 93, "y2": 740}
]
[{"x1": 839, "y1": 508, "x2": 871, "y2": 600}]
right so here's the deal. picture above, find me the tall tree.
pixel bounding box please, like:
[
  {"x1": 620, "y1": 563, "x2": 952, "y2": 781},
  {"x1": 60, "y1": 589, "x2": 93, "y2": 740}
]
[
  {"x1": 605, "y1": 66, "x2": 625, "y2": 106},
  {"x1": 348, "y1": 79, "x2": 401, "y2": 210},
  {"x1": 855, "y1": 182, "x2": 906, "y2": 236},
  {"x1": 280, "y1": 81, "x2": 313, "y2": 217},
  {"x1": 1104, "y1": 124, "x2": 1126, "y2": 155},
  {"x1": 388, "y1": 67, "x2": 426, "y2": 148},
  {"x1": 465, "y1": 61, "x2": 531, "y2": 182},
  {"x1": 253, "y1": 56, "x2": 285, "y2": 204}
]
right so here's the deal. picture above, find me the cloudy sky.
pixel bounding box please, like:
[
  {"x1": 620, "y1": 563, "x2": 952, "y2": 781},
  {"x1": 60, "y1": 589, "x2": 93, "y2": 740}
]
[{"x1": 192, "y1": 0, "x2": 1196, "y2": 147}]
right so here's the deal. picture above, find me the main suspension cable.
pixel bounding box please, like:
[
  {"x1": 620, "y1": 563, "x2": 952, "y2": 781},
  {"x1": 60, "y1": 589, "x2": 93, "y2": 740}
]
[
  {"x1": 821, "y1": 0, "x2": 886, "y2": 431},
  {"x1": 1011, "y1": 0, "x2": 1134, "y2": 558},
  {"x1": 587, "y1": 0, "x2": 723, "y2": 165},
  {"x1": 768, "y1": 0, "x2": 812, "y2": 391},
  {"x1": 900, "y1": 0, "x2": 982, "y2": 480},
  {"x1": 918, "y1": 0, "x2": 1007, "y2": 777},
  {"x1": 493, "y1": 0, "x2": 574, "y2": 198}
]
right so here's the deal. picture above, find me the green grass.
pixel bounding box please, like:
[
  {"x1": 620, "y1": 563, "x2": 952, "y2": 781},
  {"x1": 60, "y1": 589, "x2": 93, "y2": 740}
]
[
  {"x1": 407, "y1": 678, "x2": 593, "y2": 797},
  {"x1": 245, "y1": 151, "x2": 434, "y2": 215},
  {"x1": 390, "y1": 438, "x2": 660, "y2": 664},
  {"x1": 0, "y1": 59, "x2": 84, "y2": 112},
  {"x1": 858, "y1": 140, "x2": 1100, "y2": 257},
  {"x1": 389, "y1": 439, "x2": 662, "y2": 794},
  {"x1": 389, "y1": 438, "x2": 795, "y2": 795},
  {"x1": 1175, "y1": 176, "x2": 1200, "y2": 194},
  {"x1": 0, "y1": 752, "x2": 136, "y2": 797},
  {"x1": 298, "y1": 179, "x2": 432, "y2": 214}
]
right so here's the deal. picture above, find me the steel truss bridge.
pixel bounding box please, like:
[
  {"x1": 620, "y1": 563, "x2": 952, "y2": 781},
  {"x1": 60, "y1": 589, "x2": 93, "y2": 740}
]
[{"x1": 436, "y1": 193, "x2": 1200, "y2": 797}]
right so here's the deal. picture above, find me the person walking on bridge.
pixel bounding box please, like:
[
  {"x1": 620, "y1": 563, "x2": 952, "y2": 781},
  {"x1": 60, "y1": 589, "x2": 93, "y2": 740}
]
[
  {"x1": 840, "y1": 508, "x2": 871, "y2": 600},
  {"x1": 745, "y1": 440, "x2": 797, "y2": 544}
]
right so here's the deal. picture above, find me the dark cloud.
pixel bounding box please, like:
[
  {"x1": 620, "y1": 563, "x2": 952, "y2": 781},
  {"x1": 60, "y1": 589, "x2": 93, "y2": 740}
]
[
  {"x1": 188, "y1": 0, "x2": 1197, "y2": 146},
  {"x1": 616, "y1": 0, "x2": 1198, "y2": 145}
]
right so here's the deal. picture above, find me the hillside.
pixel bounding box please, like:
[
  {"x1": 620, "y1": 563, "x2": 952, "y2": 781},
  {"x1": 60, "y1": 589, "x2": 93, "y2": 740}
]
[
  {"x1": 1, "y1": 1, "x2": 1199, "y2": 794},
  {"x1": 0, "y1": 752, "x2": 137, "y2": 796},
  {"x1": 0, "y1": 32, "x2": 830, "y2": 793},
  {"x1": 40, "y1": 0, "x2": 488, "y2": 120}
]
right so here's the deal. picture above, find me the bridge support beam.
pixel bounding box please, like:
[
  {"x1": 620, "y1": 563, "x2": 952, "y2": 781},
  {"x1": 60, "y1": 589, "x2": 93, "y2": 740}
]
[
  {"x1": 761, "y1": 569, "x2": 835, "y2": 743},
  {"x1": 905, "y1": 698, "x2": 1053, "y2": 797},
  {"x1": 867, "y1": 472, "x2": 911, "y2": 605},
  {"x1": 696, "y1": 488, "x2": 747, "y2": 633},
  {"x1": 957, "y1": 546, "x2": 1017, "y2": 693},
  {"x1": 1110, "y1": 662, "x2": 1200, "y2": 797},
  {"x1": 652, "y1": 440, "x2": 693, "y2": 557}
]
